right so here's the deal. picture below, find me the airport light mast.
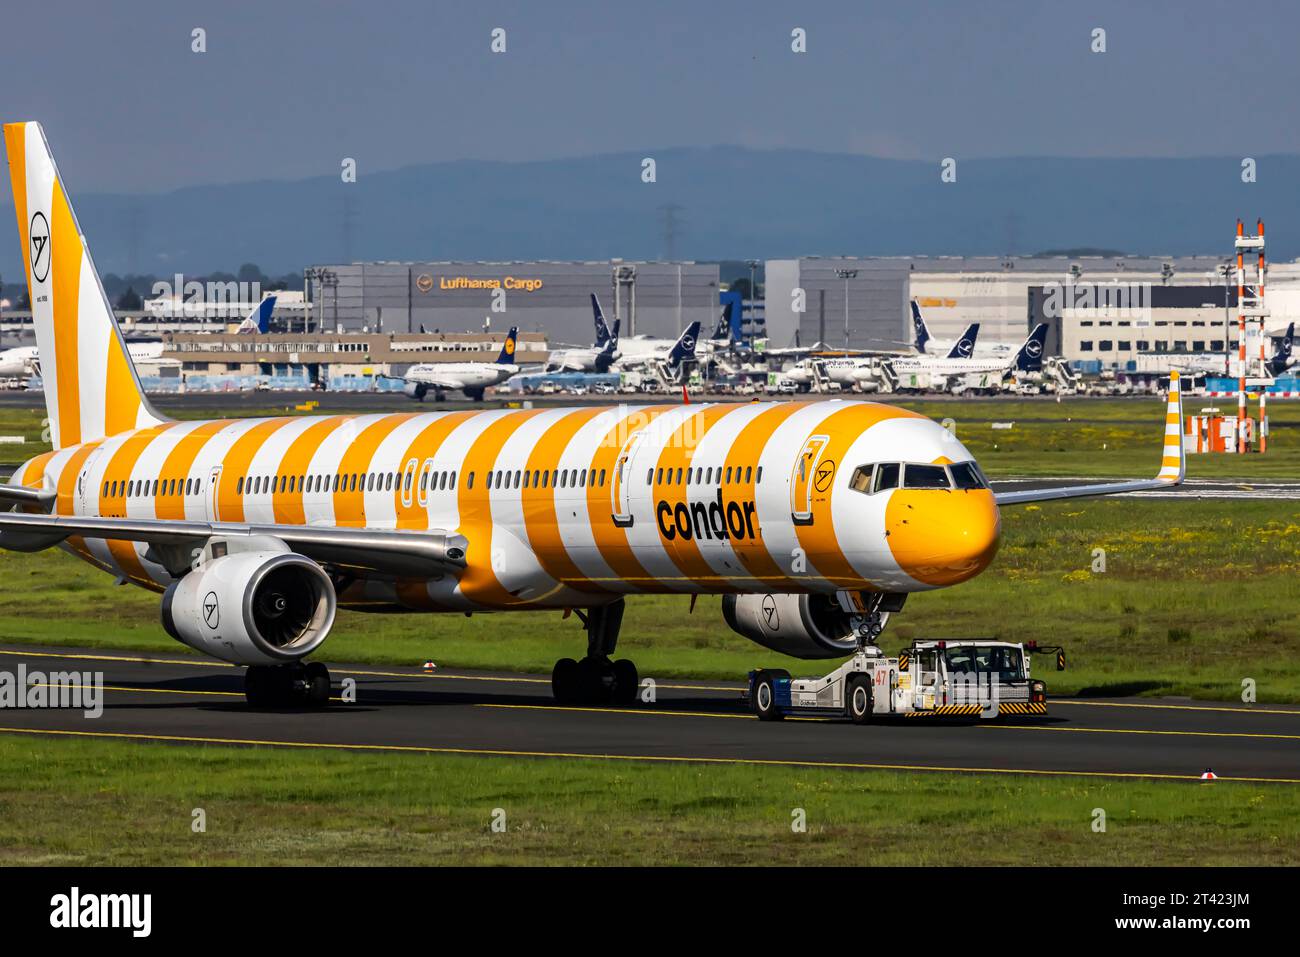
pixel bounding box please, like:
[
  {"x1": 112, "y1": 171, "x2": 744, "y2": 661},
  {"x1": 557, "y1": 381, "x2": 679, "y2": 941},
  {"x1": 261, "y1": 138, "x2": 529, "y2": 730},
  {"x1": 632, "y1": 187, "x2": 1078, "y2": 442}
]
[{"x1": 834, "y1": 267, "x2": 858, "y2": 353}]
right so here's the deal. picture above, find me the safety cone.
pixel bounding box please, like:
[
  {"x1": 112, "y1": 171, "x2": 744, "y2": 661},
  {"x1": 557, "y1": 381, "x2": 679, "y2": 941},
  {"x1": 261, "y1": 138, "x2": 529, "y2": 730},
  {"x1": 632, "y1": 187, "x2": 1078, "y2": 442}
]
[{"x1": 1200, "y1": 769, "x2": 1217, "y2": 781}]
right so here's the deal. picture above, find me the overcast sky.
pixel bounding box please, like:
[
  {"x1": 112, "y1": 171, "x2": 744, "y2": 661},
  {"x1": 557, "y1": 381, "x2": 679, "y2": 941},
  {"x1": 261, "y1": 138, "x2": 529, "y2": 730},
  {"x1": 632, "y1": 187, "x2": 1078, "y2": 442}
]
[{"x1": 6, "y1": 0, "x2": 1300, "y2": 193}]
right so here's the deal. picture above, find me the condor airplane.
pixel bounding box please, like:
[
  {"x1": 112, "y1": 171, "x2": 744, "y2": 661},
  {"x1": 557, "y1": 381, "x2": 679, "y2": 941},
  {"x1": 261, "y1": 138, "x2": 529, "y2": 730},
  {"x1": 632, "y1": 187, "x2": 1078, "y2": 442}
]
[{"x1": 0, "y1": 122, "x2": 1185, "y2": 709}]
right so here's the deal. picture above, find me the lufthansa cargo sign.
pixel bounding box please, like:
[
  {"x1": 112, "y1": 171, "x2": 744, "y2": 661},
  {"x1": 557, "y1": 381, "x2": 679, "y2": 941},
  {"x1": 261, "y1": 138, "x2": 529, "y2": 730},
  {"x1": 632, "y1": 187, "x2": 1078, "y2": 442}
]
[{"x1": 417, "y1": 274, "x2": 545, "y2": 293}]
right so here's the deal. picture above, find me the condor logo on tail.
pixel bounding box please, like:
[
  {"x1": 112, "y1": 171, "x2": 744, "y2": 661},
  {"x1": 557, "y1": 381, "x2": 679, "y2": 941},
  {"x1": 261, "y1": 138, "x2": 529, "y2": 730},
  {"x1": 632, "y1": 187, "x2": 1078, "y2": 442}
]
[{"x1": 656, "y1": 489, "x2": 758, "y2": 542}]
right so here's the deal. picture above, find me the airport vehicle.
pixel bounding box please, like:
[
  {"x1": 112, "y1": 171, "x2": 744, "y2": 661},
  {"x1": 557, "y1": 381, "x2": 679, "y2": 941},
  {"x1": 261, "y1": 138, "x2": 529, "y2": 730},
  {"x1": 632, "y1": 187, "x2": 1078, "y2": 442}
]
[
  {"x1": 544, "y1": 295, "x2": 621, "y2": 373},
  {"x1": 746, "y1": 638, "x2": 1065, "y2": 722},
  {"x1": 396, "y1": 326, "x2": 520, "y2": 401},
  {"x1": 0, "y1": 121, "x2": 1185, "y2": 711}
]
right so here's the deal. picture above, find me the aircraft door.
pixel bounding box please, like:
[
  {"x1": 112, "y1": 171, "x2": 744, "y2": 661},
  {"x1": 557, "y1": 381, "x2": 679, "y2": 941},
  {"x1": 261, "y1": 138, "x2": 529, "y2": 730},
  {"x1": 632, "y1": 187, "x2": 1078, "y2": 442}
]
[{"x1": 790, "y1": 434, "x2": 830, "y2": 525}]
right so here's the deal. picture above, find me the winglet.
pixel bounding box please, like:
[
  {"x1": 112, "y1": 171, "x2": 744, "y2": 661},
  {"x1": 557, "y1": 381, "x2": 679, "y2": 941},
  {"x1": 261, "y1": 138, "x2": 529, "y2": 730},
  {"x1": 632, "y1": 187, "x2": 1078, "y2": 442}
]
[{"x1": 1157, "y1": 370, "x2": 1184, "y2": 483}]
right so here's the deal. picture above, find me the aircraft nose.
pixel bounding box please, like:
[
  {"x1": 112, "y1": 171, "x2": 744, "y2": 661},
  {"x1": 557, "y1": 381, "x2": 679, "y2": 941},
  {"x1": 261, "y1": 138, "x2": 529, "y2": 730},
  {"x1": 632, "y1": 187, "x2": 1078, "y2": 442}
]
[{"x1": 884, "y1": 488, "x2": 1000, "y2": 587}]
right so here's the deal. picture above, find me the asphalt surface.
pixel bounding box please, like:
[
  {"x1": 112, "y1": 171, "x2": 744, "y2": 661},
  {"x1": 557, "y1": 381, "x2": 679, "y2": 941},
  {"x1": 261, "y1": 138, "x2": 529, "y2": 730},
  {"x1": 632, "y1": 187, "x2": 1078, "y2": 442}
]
[
  {"x1": 991, "y1": 478, "x2": 1300, "y2": 500},
  {"x1": 1, "y1": 643, "x2": 1297, "y2": 783}
]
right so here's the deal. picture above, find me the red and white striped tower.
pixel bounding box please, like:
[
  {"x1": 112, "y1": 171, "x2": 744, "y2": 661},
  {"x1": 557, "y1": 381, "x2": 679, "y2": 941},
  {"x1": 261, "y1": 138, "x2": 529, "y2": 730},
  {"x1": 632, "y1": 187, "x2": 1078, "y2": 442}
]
[
  {"x1": 1258, "y1": 220, "x2": 1269, "y2": 453},
  {"x1": 1237, "y1": 220, "x2": 1247, "y2": 452}
]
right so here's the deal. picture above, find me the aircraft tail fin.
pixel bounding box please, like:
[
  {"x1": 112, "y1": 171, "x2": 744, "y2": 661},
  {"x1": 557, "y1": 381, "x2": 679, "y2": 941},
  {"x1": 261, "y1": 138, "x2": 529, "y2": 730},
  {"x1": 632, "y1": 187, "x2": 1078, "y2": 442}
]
[
  {"x1": 946, "y1": 323, "x2": 979, "y2": 359},
  {"x1": 591, "y1": 294, "x2": 611, "y2": 348},
  {"x1": 911, "y1": 300, "x2": 931, "y2": 353},
  {"x1": 665, "y1": 321, "x2": 701, "y2": 378},
  {"x1": 496, "y1": 326, "x2": 520, "y2": 365},
  {"x1": 236, "y1": 295, "x2": 277, "y2": 334},
  {"x1": 712, "y1": 301, "x2": 733, "y2": 341},
  {"x1": 1267, "y1": 322, "x2": 1294, "y2": 376},
  {"x1": 602, "y1": 318, "x2": 621, "y2": 354},
  {"x1": 1012, "y1": 323, "x2": 1049, "y2": 373},
  {"x1": 4, "y1": 121, "x2": 166, "y2": 450}
]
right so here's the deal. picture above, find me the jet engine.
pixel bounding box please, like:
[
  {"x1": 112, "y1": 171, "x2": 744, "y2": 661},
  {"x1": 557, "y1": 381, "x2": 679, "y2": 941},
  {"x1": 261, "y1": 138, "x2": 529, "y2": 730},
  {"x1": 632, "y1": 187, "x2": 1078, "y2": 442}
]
[
  {"x1": 404, "y1": 381, "x2": 428, "y2": 401},
  {"x1": 722, "y1": 592, "x2": 868, "y2": 659},
  {"x1": 162, "y1": 547, "x2": 336, "y2": 666}
]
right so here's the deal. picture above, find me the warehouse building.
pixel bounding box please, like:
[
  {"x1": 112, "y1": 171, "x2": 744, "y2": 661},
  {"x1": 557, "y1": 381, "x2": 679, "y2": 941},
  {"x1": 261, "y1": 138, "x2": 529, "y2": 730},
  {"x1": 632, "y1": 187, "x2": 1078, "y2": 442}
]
[
  {"x1": 763, "y1": 258, "x2": 911, "y2": 352},
  {"x1": 305, "y1": 261, "x2": 720, "y2": 346},
  {"x1": 766, "y1": 255, "x2": 1300, "y2": 362}
]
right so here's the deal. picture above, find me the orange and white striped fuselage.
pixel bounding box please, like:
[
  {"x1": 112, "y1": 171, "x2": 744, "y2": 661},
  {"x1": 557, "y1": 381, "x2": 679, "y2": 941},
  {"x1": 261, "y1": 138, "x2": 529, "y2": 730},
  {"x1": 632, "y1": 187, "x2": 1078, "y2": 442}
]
[{"x1": 13, "y1": 399, "x2": 1001, "y2": 612}]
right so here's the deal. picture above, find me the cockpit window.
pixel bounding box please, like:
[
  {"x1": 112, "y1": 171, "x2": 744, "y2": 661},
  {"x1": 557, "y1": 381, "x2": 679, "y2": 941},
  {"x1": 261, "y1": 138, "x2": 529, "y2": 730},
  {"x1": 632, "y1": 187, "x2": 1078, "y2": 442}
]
[
  {"x1": 852, "y1": 461, "x2": 983, "y2": 495},
  {"x1": 902, "y1": 464, "x2": 950, "y2": 489},
  {"x1": 872, "y1": 463, "x2": 901, "y2": 493},
  {"x1": 949, "y1": 462, "x2": 987, "y2": 490}
]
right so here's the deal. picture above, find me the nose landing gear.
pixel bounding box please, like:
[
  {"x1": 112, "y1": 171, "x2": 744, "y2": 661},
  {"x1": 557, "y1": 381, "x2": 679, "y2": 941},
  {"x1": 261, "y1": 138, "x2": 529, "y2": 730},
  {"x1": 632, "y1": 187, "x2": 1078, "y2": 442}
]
[{"x1": 551, "y1": 598, "x2": 639, "y2": 706}]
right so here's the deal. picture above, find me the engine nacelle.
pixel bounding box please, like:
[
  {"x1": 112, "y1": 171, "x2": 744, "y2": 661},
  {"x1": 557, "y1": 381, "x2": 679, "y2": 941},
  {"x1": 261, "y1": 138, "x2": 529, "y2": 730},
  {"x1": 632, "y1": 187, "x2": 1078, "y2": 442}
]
[
  {"x1": 162, "y1": 548, "x2": 336, "y2": 665},
  {"x1": 722, "y1": 593, "x2": 863, "y2": 659},
  {"x1": 404, "y1": 381, "x2": 428, "y2": 400}
]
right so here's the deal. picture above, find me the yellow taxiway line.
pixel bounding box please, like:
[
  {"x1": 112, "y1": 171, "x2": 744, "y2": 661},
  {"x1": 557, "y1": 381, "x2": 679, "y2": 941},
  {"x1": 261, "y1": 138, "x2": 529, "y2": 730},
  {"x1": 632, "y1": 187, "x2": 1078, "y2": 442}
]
[
  {"x1": 4, "y1": 647, "x2": 1300, "y2": 716},
  {"x1": 12, "y1": 685, "x2": 1300, "y2": 741},
  {"x1": 0, "y1": 724, "x2": 1296, "y2": 784}
]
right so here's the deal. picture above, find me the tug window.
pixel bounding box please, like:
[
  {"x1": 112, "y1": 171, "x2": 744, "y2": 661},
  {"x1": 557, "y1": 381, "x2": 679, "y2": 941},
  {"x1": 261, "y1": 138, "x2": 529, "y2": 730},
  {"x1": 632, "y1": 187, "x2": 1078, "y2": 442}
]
[
  {"x1": 872, "y1": 463, "x2": 901, "y2": 493},
  {"x1": 903, "y1": 464, "x2": 951, "y2": 490}
]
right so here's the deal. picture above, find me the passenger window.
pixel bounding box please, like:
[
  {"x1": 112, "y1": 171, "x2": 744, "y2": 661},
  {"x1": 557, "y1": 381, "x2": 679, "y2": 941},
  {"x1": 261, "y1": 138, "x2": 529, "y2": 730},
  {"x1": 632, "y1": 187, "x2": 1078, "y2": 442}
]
[
  {"x1": 903, "y1": 464, "x2": 951, "y2": 490},
  {"x1": 598, "y1": 469, "x2": 606, "y2": 487},
  {"x1": 849, "y1": 466, "x2": 873, "y2": 493},
  {"x1": 872, "y1": 463, "x2": 901, "y2": 493}
]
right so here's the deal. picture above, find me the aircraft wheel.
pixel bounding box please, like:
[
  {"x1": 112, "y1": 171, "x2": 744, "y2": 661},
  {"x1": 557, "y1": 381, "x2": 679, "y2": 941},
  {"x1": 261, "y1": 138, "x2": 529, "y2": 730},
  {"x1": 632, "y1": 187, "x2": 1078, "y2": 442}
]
[
  {"x1": 610, "y1": 659, "x2": 639, "y2": 707},
  {"x1": 847, "y1": 675, "x2": 873, "y2": 725},
  {"x1": 752, "y1": 670, "x2": 784, "y2": 722},
  {"x1": 552, "y1": 657, "x2": 581, "y2": 704}
]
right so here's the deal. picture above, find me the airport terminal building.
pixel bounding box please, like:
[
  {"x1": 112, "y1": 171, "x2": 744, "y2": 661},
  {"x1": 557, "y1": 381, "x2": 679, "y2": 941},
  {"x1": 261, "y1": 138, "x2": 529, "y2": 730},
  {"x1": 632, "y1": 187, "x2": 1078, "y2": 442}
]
[
  {"x1": 765, "y1": 255, "x2": 1300, "y2": 365},
  {"x1": 305, "y1": 261, "x2": 720, "y2": 347}
]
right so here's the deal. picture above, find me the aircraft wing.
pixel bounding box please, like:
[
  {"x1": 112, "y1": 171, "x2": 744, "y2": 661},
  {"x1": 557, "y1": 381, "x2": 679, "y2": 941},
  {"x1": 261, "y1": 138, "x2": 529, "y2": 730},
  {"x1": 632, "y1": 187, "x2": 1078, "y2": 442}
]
[
  {"x1": 994, "y1": 372, "x2": 1184, "y2": 506},
  {"x1": 0, "y1": 510, "x2": 468, "y2": 578}
]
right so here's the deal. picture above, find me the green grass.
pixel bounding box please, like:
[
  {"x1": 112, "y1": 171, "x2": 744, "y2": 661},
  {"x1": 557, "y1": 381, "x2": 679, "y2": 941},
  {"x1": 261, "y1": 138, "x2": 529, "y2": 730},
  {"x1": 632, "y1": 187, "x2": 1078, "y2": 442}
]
[{"x1": 0, "y1": 735, "x2": 1294, "y2": 865}]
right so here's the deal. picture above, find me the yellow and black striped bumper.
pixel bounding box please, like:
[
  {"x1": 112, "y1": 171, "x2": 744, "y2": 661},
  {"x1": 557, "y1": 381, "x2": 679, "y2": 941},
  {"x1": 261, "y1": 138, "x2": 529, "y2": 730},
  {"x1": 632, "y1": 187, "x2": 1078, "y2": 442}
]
[{"x1": 906, "y1": 701, "x2": 1047, "y2": 717}]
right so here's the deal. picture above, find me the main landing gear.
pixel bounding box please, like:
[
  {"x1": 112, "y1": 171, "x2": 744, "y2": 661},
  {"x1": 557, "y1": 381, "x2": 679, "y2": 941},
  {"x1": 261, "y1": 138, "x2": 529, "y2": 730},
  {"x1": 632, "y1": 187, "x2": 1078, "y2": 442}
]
[
  {"x1": 244, "y1": 661, "x2": 331, "y2": 708},
  {"x1": 551, "y1": 598, "x2": 639, "y2": 706}
]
